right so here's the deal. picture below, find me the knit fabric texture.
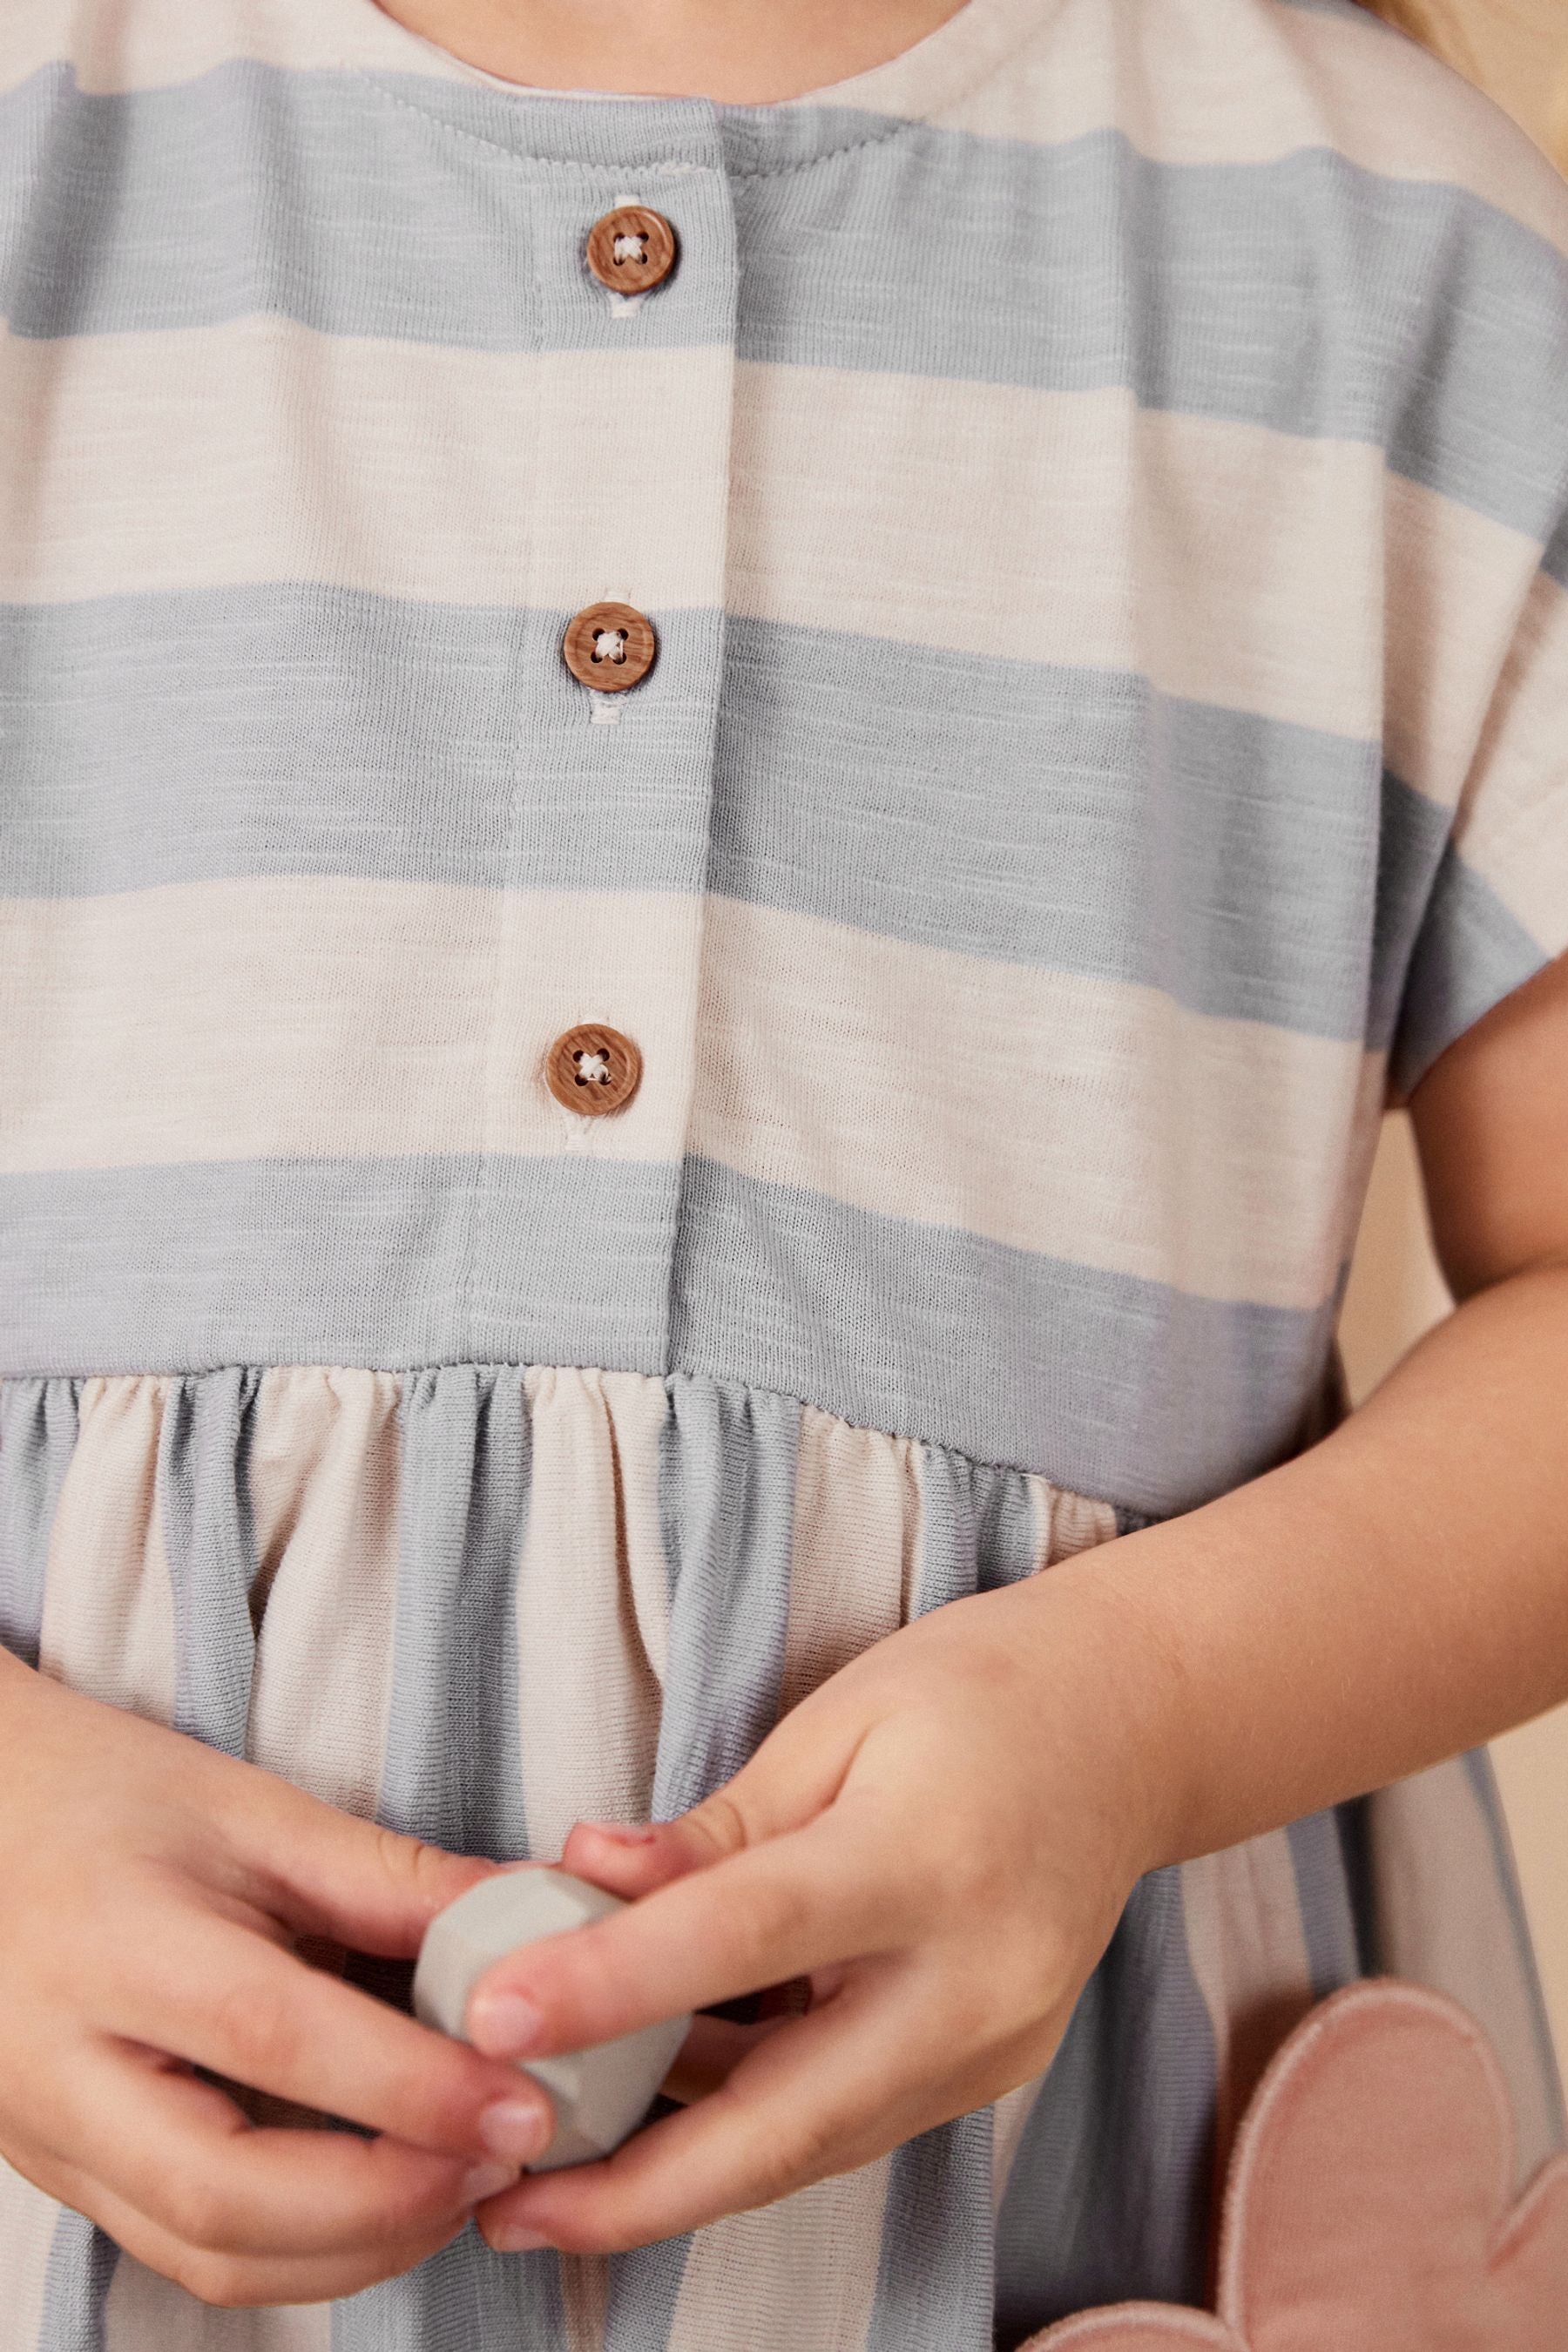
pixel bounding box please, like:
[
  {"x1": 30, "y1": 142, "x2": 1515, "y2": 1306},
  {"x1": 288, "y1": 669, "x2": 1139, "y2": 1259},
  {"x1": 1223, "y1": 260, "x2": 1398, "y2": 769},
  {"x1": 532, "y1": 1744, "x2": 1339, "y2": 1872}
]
[{"x1": 1, "y1": 0, "x2": 1565, "y2": 2346}]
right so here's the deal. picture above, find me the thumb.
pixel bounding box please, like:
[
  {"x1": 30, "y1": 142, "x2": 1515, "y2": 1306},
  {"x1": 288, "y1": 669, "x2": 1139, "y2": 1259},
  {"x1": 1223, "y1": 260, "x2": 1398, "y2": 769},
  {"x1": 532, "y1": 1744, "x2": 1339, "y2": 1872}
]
[{"x1": 235, "y1": 1770, "x2": 531, "y2": 1957}]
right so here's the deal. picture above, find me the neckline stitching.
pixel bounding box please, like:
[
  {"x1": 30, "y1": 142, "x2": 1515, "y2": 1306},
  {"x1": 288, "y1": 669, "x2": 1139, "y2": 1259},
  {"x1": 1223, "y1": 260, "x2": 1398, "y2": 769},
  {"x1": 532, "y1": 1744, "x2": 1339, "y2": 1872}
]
[{"x1": 357, "y1": 61, "x2": 927, "y2": 176}]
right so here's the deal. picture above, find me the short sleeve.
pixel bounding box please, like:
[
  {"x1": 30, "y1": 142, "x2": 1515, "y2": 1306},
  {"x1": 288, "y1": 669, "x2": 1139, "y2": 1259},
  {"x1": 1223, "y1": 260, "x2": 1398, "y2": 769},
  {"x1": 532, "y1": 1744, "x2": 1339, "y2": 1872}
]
[{"x1": 1390, "y1": 517, "x2": 1568, "y2": 1102}]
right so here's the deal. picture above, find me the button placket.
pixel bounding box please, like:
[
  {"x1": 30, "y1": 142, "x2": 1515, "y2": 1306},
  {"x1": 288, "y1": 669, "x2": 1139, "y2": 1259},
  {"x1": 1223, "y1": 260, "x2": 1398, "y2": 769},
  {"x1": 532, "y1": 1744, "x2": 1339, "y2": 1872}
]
[{"x1": 483, "y1": 134, "x2": 735, "y2": 1366}]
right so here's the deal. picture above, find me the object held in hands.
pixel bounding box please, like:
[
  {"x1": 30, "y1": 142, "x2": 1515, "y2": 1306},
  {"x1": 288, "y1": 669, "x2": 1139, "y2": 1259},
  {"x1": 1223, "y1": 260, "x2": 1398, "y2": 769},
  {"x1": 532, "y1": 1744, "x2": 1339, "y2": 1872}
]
[{"x1": 413, "y1": 1868, "x2": 693, "y2": 2171}]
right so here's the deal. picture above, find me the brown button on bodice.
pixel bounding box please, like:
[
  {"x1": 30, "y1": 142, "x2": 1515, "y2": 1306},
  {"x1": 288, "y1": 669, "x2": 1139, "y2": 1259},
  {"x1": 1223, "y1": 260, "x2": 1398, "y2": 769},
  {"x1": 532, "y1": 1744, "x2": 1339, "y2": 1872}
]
[
  {"x1": 545, "y1": 1024, "x2": 643, "y2": 1118},
  {"x1": 585, "y1": 205, "x2": 677, "y2": 295},
  {"x1": 562, "y1": 601, "x2": 657, "y2": 693}
]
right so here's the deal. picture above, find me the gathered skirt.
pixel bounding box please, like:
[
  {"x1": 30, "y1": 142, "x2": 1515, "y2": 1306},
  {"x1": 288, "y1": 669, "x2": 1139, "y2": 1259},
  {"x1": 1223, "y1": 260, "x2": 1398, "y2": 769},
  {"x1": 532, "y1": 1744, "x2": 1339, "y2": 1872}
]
[{"x1": 0, "y1": 1364, "x2": 1559, "y2": 2352}]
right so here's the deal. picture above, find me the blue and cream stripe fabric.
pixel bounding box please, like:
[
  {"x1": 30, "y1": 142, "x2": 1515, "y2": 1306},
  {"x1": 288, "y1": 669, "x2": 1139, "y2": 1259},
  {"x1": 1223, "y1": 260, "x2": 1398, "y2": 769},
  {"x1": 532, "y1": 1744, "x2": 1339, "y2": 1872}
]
[{"x1": 1, "y1": 0, "x2": 1565, "y2": 2344}]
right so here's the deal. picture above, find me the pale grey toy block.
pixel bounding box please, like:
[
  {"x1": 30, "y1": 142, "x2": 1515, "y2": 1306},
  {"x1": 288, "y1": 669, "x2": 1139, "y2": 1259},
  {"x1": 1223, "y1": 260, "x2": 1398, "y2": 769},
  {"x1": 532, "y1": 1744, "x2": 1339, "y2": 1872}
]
[{"x1": 413, "y1": 1868, "x2": 692, "y2": 2172}]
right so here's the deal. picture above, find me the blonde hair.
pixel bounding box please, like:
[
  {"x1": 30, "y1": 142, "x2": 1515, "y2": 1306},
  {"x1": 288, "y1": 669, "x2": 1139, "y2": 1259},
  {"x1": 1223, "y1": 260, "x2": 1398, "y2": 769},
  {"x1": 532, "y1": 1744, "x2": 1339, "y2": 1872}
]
[{"x1": 1353, "y1": 0, "x2": 1568, "y2": 175}]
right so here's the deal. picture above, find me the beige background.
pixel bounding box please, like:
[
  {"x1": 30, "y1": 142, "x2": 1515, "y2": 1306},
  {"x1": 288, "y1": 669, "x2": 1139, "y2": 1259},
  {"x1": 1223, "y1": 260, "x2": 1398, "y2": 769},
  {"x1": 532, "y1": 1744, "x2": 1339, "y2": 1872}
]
[
  {"x1": 1340, "y1": 1121, "x2": 1568, "y2": 2066},
  {"x1": 1338, "y1": 0, "x2": 1568, "y2": 2073}
]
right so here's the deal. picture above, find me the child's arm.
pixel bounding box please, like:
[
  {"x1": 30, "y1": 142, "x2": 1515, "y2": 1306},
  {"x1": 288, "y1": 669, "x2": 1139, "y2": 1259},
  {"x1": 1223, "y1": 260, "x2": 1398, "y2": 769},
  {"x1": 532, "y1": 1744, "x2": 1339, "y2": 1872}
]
[
  {"x1": 461, "y1": 950, "x2": 1568, "y2": 2257},
  {"x1": 0, "y1": 1649, "x2": 549, "y2": 2300}
]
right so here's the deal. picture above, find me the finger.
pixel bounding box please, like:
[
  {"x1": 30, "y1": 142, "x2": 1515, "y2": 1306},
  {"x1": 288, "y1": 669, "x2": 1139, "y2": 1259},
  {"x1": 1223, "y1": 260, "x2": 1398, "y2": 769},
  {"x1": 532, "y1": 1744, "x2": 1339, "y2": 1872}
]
[
  {"x1": 30, "y1": 2139, "x2": 477, "y2": 2309},
  {"x1": 89, "y1": 1903, "x2": 555, "y2": 2167},
  {"x1": 468, "y1": 1804, "x2": 903, "y2": 2060},
  {"x1": 222, "y1": 1773, "x2": 537, "y2": 1961},
  {"x1": 558, "y1": 1686, "x2": 868, "y2": 1903},
  {"x1": 482, "y1": 1967, "x2": 956, "y2": 2254},
  {"x1": 36, "y1": 2037, "x2": 520, "y2": 2261}
]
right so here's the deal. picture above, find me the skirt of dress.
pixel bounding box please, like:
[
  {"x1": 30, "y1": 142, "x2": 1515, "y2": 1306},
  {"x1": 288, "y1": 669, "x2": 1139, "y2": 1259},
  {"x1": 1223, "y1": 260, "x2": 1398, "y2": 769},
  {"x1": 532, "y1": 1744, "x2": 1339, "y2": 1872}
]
[{"x1": 0, "y1": 1365, "x2": 1559, "y2": 2352}]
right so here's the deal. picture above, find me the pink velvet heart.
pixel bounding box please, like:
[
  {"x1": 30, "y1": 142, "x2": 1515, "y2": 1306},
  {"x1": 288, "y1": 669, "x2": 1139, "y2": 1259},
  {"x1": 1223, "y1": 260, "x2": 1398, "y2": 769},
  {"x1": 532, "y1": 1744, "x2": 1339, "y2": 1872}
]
[{"x1": 1023, "y1": 1978, "x2": 1568, "y2": 2352}]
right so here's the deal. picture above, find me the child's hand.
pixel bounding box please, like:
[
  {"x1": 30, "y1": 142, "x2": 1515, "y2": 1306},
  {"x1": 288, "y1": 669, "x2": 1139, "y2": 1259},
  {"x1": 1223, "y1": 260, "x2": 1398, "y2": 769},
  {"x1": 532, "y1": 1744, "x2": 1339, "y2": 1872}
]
[
  {"x1": 0, "y1": 1649, "x2": 557, "y2": 2305},
  {"x1": 463, "y1": 1568, "x2": 1167, "y2": 2254}
]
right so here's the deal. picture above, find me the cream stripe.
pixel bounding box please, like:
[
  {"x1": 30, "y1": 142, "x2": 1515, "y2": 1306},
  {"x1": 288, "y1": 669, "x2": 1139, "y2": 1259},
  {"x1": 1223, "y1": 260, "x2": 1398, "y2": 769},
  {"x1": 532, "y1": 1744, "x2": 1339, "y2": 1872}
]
[
  {"x1": 1453, "y1": 567, "x2": 1568, "y2": 951},
  {"x1": 0, "y1": 878, "x2": 700, "y2": 1176},
  {"x1": 775, "y1": 1404, "x2": 921, "y2": 1719},
  {"x1": 733, "y1": 365, "x2": 1543, "y2": 774},
  {"x1": 515, "y1": 1370, "x2": 672, "y2": 2352},
  {"x1": 693, "y1": 896, "x2": 1378, "y2": 1315},
  {"x1": 1028, "y1": 1475, "x2": 1119, "y2": 1567},
  {"x1": 662, "y1": 2163, "x2": 895, "y2": 2352},
  {"x1": 0, "y1": 2161, "x2": 327, "y2": 2352},
  {"x1": 0, "y1": 877, "x2": 1375, "y2": 1313},
  {"x1": 0, "y1": 2156, "x2": 61, "y2": 2352},
  {"x1": 1382, "y1": 473, "x2": 1551, "y2": 821},
  {"x1": 238, "y1": 1366, "x2": 401, "y2": 2166},
  {"x1": 38, "y1": 1376, "x2": 176, "y2": 1720},
  {"x1": 0, "y1": 316, "x2": 1543, "y2": 805},
  {"x1": 245, "y1": 1368, "x2": 402, "y2": 1820},
  {"x1": 1, "y1": 0, "x2": 478, "y2": 96},
  {"x1": 105, "y1": 2276, "x2": 330, "y2": 2352},
  {"x1": 824, "y1": 0, "x2": 1568, "y2": 260},
  {"x1": 662, "y1": 1402, "x2": 917, "y2": 2352},
  {"x1": 1177, "y1": 1832, "x2": 1317, "y2": 2190},
  {"x1": 1364, "y1": 1758, "x2": 1560, "y2": 2187},
  {"x1": 515, "y1": 1369, "x2": 668, "y2": 1862},
  {"x1": 0, "y1": 322, "x2": 733, "y2": 612}
]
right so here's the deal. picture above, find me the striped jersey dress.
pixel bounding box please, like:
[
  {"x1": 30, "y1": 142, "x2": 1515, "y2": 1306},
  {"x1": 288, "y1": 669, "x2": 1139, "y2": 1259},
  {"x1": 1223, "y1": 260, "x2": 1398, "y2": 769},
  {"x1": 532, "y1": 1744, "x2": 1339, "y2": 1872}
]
[{"x1": 2, "y1": 0, "x2": 1567, "y2": 2345}]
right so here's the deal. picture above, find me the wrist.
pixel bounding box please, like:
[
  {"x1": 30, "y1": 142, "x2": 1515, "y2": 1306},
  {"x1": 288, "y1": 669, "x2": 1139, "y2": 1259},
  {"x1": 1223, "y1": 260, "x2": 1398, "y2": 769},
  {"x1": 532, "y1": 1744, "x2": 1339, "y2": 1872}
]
[{"x1": 996, "y1": 1539, "x2": 1205, "y2": 1882}]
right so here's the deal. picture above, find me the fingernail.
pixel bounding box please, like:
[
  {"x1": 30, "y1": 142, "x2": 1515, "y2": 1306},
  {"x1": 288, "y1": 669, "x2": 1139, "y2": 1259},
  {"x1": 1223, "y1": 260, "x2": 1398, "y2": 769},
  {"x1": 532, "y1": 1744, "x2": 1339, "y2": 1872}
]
[
  {"x1": 478, "y1": 2096, "x2": 553, "y2": 2166},
  {"x1": 462, "y1": 2161, "x2": 519, "y2": 2204},
  {"x1": 492, "y1": 2220, "x2": 555, "y2": 2253},
  {"x1": 469, "y1": 1990, "x2": 547, "y2": 2057},
  {"x1": 579, "y1": 1819, "x2": 658, "y2": 1845}
]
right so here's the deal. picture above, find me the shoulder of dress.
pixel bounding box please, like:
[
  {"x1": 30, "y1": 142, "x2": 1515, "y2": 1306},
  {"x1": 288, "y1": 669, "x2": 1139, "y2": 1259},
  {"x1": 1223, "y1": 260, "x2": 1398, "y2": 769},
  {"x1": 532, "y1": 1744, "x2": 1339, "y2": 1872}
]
[{"x1": 924, "y1": 0, "x2": 1568, "y2": 274}]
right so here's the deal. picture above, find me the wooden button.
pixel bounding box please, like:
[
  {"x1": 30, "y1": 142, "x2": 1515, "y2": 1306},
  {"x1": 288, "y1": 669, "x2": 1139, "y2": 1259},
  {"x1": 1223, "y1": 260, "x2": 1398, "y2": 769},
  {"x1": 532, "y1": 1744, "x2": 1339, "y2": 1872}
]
[
  {"x1": 585, "y1": 205, "x2": 677, "y2": 295},
  {"x1": 545, "y1": 1024, "x2": 642, "y2": 1118},
  {"x1": 562, "y1": 601, "x2": 657, "y2": 693}
]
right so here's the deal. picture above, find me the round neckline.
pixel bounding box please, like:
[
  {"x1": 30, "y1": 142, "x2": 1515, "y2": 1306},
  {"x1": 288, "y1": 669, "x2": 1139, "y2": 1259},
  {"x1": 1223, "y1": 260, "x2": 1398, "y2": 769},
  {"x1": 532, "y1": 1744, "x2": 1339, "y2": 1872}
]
[{"x1": 343, "y1": 0, "x2": 1056, "y2": 128}]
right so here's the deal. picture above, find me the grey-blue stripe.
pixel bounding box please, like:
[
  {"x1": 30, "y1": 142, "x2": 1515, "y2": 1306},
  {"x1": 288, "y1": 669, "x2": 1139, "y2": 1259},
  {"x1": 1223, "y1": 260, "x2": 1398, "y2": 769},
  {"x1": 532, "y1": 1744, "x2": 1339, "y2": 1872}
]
[
  {"x1": 0, "y1": 587, "x2": 1460, "y2": 1050},
  {"x1": 1390, "y1": 843, "x2": 1547, "y2": 1096},
  {"x1": 602, "y1": 1375, "x2": 801, "y2": 2347},
  {"x1": 37, "y1": 2216, "x2": 118, "y2": 2352},
  {"x1": 868, "y1": 2112, "x2": 996, "y2": 2352},
  {"x1": 0, "y1": 1378, "x2": 104, "y2": 2352},
  {"x1": 0, "y1": 1153, "x2": 681, "y2": 1383},
  {"x1": 1284, "y1": 1810, "x2": 1365, "y2": 1998},
  {"x1": 0, "y1": 1152, "x2": 1338, "y2": 1517},
  {"x1": 672, "y1": 1157, "x2": 1347, "y2": 1520},
  {"x1": 994, "y1": 1869, "x2": 1218, "y2": 2338},
  {"x1": 341, "y1": 1364, "x2": 565, "y2": 2352},
  {"x1": 1459, "y1": 1746, "x2": 1568, "y2": 2142},
  {"x1": 0, "y1": 1375, "x2": 78, "y2": 1670},
  {"x1": 3, "y1": 64, "x2": 1568, "y2": 540},
  {"x1": 159, "y1": 1364, "x2": 260, "y2": 1756}
]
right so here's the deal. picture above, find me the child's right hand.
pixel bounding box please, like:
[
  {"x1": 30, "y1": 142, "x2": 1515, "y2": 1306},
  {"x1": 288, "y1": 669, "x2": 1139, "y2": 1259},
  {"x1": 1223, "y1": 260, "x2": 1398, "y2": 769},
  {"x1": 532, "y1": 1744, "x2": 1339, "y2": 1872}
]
[{"x1": 0, "y1": 1646, "x2": 557, "y2": 2306}]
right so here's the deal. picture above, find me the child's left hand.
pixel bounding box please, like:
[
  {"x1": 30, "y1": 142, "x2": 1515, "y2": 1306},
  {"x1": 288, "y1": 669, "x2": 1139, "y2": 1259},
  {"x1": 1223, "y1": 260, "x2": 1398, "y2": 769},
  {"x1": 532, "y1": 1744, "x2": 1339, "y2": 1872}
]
[{"x1": 461, "y1": 1562, "x2": 1173, "y2": 2254}]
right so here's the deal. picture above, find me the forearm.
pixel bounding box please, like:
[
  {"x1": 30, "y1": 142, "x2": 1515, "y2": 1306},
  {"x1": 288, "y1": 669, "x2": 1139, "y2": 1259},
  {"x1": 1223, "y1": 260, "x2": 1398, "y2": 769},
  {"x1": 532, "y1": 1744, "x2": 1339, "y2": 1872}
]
[{"x1": 1038, "y1": 1258, "x2": 1568, "y2": 1873}]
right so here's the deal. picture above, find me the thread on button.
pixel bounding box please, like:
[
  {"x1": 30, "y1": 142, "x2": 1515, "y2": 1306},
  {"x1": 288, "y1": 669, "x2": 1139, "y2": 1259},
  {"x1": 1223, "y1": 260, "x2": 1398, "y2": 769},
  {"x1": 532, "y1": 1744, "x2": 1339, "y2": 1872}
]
[
  {"x1": 612, "y1": 232, "x2": 648, "y2": 265},
  {"x1": 593, "y1": 629, "x2": 628, "y2": 665},
  {"x1": 610, "y1": 193, "x2": 645, "y2": 315}
]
